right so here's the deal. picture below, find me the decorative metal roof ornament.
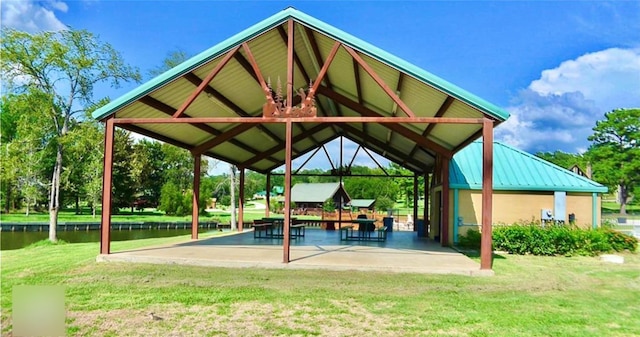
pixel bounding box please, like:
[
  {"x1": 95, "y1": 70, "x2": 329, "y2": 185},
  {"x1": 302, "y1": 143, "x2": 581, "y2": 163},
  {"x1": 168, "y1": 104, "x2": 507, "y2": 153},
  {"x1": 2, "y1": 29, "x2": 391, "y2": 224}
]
[{"x1": 263, "y1": 79, "x2": 317, "y2": 118}]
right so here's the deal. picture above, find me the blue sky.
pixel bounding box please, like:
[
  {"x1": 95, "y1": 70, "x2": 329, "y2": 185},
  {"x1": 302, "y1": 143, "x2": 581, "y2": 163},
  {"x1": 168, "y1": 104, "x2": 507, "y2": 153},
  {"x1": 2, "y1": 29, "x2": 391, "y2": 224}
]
[{"x1": 2, "y1": 1, "x2": 639, "y2": 170}]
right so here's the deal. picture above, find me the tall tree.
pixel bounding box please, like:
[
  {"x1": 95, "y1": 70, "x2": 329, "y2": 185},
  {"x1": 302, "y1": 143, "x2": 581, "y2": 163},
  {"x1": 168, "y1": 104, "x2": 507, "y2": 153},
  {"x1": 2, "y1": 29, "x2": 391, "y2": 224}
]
[
  {"x1": 131, "y1": 139, "x2": 166, "y2": 206},
  {"x1": 148, "y1": 49, "x2": 189, "y2": 79},
  {"x1": 1, "y1": 28, "x2": 140, "y2": 241},
  {"x1": 587, "y1": 108, "x2": 640, "y2": 215},
  {"x1": 3, "y1": 90, "x2": 53, "y2": 215},
  {"x1": 535, "y1": 151, "x2": 587, "y2": 171},
  {"x1": 112, "y1": 130, "x2": 136, "y2": 211}
]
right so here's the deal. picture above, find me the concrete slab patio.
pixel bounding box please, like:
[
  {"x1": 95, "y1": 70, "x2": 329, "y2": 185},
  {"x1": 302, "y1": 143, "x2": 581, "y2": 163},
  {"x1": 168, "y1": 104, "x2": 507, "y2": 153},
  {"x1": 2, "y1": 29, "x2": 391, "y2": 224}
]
[{"x1": 97, "y1": 229, "x2": 490, "y2": 276}]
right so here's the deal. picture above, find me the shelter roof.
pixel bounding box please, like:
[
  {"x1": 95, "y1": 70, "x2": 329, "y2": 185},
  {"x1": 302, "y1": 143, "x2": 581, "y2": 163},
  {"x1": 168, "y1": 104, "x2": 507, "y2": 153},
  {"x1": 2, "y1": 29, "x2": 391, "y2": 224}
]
[
  {"x1": 450, "y1": 142, "x2": 608, "y2": 193},
  {"x1": 349, "y1": 199, "x2": 376, "y2": 208},
  {"x1": 92, "y1": 7, "x2": 509, "y2": 174},
  {"x1": 291, "y1": 182, "x2": 347, "y2": 203}
]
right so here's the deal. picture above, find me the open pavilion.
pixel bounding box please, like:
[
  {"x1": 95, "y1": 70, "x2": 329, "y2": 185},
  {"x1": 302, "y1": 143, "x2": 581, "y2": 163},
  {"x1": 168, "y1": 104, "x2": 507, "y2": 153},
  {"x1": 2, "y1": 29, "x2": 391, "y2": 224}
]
[{"x1": 92, "y1": 8, "x2": 509, "y2": 270}]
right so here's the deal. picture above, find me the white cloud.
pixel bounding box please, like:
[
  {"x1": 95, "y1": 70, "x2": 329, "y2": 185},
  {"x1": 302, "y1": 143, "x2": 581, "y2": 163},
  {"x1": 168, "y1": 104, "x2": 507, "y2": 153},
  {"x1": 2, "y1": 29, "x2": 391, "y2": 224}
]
[
  {"x1": 1, "y1": 0, "x2": 68, "y2": 33},
  {"x1": 530, "y1": 48, "x2": 640, "y2": 112},
  {"x1": 496, "y1": 47, "x2": 640, "y2": 153}
]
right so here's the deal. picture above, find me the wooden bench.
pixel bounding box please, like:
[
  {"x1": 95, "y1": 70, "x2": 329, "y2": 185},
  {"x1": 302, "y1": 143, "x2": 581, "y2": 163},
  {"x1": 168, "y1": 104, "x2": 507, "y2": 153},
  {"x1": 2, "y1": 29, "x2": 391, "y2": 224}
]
[
  {"x1": 340, "y1": 225, "x2": 387, "y2": 242},
  {"x1": 252, "y1": 220, "x2": 273, "y2": 238},
  {"x1": 290, "y1": 222, "x2": 306, "y2": 238}
]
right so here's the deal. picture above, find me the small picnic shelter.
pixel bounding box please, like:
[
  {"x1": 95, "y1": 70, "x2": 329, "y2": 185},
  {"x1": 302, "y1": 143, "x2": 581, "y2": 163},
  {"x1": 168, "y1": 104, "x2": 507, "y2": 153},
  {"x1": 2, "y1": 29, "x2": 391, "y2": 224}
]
[{"x1": 92, "y1": 8, "x2": 509, "y2": 270}]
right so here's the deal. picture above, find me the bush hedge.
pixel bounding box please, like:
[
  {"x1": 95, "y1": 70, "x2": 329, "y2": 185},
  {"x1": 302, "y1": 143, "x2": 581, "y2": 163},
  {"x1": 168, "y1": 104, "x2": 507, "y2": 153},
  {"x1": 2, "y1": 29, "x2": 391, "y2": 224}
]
[{"x1": 458, "y1": 223, "x2": 638, "y2": 256}]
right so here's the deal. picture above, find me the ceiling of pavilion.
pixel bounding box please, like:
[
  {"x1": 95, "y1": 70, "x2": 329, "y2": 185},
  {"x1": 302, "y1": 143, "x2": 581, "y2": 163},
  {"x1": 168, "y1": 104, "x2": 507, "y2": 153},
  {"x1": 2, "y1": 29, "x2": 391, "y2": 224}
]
[{"x1": 93, "y1": 8, "x2": 509, "y2": 174}]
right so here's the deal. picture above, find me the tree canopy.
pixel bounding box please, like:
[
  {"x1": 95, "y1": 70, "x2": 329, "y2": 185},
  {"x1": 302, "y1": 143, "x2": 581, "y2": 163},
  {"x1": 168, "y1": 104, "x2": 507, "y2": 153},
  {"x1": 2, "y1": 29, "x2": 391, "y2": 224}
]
[
  {"x1": 586, "y1": 108, "x2": 640, "y2": 214},
  {"x1": 1, "y1": 28, "x2": 140, "y2": 240}
]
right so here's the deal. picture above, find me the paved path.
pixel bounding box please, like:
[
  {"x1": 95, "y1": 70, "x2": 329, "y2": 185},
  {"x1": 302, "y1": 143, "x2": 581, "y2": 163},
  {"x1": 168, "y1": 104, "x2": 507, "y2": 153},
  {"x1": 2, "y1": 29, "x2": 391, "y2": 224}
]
[{"x1": 98, "y1": 230, "x2": 490, "y2": 276}]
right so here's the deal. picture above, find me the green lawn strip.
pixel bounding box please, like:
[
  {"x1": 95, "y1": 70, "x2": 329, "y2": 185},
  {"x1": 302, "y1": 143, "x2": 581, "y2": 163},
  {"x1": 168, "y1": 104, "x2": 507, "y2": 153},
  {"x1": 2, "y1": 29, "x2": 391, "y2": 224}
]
[
  {"x1": 1, "y1": 210, "x2": 274, "y2": 224},
  {"x1": 2, "y1": 237, "x2": 639, "y2": 336}
]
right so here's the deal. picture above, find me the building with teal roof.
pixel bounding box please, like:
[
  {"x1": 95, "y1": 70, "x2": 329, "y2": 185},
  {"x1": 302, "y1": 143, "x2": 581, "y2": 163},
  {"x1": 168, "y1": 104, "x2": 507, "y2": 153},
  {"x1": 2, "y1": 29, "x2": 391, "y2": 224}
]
[{"x1": 429, "y1": 141, "x2": 607, "y2": 244}]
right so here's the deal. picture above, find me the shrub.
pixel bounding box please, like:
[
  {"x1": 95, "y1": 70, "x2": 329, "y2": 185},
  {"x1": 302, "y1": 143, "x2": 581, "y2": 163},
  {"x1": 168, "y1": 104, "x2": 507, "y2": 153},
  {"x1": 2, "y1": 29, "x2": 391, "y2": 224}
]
[
  {"x1": 601, "y1": 228, "x2": 638, "y2": 252},
  {"x1": 492, "y1": 222, "x2": 638, "y2": 256},
  {"x1": 458, "y1": 229, "x2": 481, "y2": 249}
]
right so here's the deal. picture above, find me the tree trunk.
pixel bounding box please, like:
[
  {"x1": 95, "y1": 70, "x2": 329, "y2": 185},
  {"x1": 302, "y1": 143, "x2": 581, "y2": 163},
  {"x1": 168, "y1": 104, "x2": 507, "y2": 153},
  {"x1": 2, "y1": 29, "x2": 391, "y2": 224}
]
[
  {"x1": 619, "y1": 184, "x2": 628, "y2": 215},
  {"x1": 75, "y1": 195, "x2": 80, "y2": 214},
  {"x1": 229, "y1": 166, "x2": 237, "y2": 231},
  {"x1": 4, "y1": 183, "x2": 11, "y2": 213},
  {"x1": 48, "y1": 143, "x2": 63, "y2": 242}
]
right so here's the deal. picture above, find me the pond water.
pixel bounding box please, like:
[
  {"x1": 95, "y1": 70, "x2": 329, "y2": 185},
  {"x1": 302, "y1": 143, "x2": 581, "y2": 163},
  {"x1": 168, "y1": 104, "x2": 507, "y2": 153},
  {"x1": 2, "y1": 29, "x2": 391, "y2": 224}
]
[{"x1": 1, "y1": 229, "x2": 213, "y2": 250}]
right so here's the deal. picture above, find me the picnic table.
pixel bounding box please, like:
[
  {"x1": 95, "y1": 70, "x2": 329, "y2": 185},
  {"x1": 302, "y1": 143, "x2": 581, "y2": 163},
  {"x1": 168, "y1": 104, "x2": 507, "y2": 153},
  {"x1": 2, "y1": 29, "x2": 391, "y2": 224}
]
[
  {"x1": 253, "y1": 217, "x2": 304, "y2": 239},
  {"x1": 340, "y1": 221, "x2": 388, "y2": 242}
]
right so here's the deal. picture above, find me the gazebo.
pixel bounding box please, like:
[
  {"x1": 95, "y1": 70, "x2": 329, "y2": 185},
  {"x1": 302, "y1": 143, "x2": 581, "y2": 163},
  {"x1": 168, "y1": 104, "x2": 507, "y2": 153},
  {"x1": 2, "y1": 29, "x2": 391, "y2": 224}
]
[{"x1": 92, "y1": 8, "x2": 509, "y2": 270}]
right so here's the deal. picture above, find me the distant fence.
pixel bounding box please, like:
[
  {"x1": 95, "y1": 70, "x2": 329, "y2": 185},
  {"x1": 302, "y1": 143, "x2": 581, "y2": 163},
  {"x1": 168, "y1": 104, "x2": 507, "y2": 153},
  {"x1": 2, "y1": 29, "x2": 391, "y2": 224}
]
[{"x1": 0, "y1": 221, "x2": 220, "y2": 232}]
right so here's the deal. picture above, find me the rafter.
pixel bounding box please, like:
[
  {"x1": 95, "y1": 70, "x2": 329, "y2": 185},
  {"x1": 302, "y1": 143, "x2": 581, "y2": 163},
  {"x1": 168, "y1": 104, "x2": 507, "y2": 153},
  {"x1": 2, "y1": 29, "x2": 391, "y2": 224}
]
[
  {"x1": 172, "y1": 46, "x2": 239, "y2": 118},
  {"x1": 304, "y1": 27, "x2": 343, "y2": 117},
  {"x1": 338, "y1": 123, "x2": 426, "y2": 171},
  {"x1": 191, "y1": 123, "x2": 255, "y2": 155},
  {"x1": 138, "y1": 96, "x2": 281, "y2": 163},
  {"x1": 406, "y1": 95, "x2": 455, "y2": 160},
  {"x1": 183, "y1": 72, "x2": 285, "y2": 147},
  {"x1": 276, "y1": 25, "x2": 311, "y2": 83},
  {"x1": 315, "y1": 85, "x2": 452, "y2": 157},
  {"x1": 240, "y1": 123, "x2": 334, "y2": 167},
  {"x1": 274, "y1": 22, "x2": 321, "y2": 147},
  {"x1": 344, "y1": 46, "x2": 416, "y2": 118},
  {"x1": 119, "y1": 124, "x2": 238, "y2": 165},
  {"x1": 263, "y1": 134, "x2": 341, "y2": 173}
]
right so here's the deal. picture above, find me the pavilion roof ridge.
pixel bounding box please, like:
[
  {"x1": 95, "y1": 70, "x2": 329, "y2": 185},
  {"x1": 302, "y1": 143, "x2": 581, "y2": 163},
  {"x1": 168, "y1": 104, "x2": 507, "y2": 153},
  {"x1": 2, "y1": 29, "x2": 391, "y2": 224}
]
[{"x1": 92, "y1": 7, "x2": 509, "y2": 122}]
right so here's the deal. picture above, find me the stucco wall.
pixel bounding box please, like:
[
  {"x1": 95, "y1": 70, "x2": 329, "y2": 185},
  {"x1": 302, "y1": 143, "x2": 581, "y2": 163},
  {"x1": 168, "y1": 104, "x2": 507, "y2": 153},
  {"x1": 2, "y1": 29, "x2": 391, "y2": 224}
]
[{"x1": 452, "y1": 190, "x2": 600, "y2": 240}]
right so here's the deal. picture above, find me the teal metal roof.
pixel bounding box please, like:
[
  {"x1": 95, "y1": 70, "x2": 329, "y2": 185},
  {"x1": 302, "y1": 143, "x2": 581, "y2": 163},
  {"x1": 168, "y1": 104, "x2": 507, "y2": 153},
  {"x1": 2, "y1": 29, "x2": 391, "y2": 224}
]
[
  {"x1": 450, "y1": 142, "x2": 607, "y2": 193},
  {"x1": 349, "y1": 199, "x2": 376, "y2": 208},
  {"x1": 93, "y1": 7, "x2": 508, "y2": 121}
]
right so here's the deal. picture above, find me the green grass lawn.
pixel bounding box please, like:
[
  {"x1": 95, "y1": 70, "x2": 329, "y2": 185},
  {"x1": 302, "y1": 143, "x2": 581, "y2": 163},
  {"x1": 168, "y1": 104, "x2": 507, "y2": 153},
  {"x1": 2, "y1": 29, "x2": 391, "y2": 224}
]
[
  {"x1": 0, "y1": 203, "x2": 275, "y2": 224},
  {"x1": 2, "y1": 235, "x2": 639, "y2": 336},
  {"x1": 602, "y1": 202, "x2": 640, "y2": 218}
]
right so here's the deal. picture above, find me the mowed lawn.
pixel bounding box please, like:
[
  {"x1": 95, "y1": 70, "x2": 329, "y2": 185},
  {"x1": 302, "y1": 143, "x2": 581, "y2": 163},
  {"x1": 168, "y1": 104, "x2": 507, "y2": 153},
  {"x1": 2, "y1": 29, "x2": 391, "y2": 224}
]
[{"x1": 2, "y1": 235, "x2": 639, "y2": 337}]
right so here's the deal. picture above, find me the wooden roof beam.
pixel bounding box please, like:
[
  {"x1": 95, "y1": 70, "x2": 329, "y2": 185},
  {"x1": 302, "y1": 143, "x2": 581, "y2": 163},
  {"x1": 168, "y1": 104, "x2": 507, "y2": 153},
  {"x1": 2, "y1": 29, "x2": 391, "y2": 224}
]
[
  {"x1": 138, "y1": 96, "x2": 281, "y2": 164},
  {"x1": 262, "y1": 133, "x2": 341, "y2": 173},
  {"x1": 192, "y1": 123, "x2": 255, "y2": 155},
  {"x1": 183, "y1": 72, "x2": 285, "y2": 148},
  {"x1": 316, "y1": 85, "x2": 451, "y2": 158},
  {"x1": 304, "y1": 27, "x2": 343, "y2": 117},
  {"x1": 406, "y1": 95, "x2": 455, "y2": 161},
  {"x1": 240, "y1": 123, "x2": 334, "y2": 168},
  {"x1": 173, "y1": 46, "x2": 239, "y2": 118},
  {"x1": 344, "y1": 46, "x2": 415, "y2": 118},
  {"x1": 275, "y1": 23, "x2": 325, "y2": 147},
  {"x1": 338, "y1": 123, "x2": 426, "y2": 171},
  {"x1": 120, "y1": 124, "x2": 239, "y2": 165}
]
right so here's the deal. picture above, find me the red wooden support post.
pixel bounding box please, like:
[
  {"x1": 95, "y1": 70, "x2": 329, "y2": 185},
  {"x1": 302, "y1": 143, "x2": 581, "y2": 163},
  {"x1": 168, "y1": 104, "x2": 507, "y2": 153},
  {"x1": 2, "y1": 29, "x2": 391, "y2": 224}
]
[
  {"x1": 192, "y1": 154, "x2": 201, "y2": 240},
  {"x1": 265, "y1": 173, "x2": 271, "y2": 217},
  {"x1": 441, "y1": 157, "x2": 450, "y2": 247},
  {"x1": 100, "y1": 118, "x2": 115, "y2": 255},
  {"x1": 423, "y1": 172, "x2": 429, "y2": 236},
  {"x1": 413, "y1": 174, "x2": 419, "y2": 231},
  {"x1": 286, "y1": 19, "x2": 294, "y2": 110},
  {"x1": 481, "y1": 119, "x2": 494, "y2": 270},
  {"x1": 238, "y1": 167, "x2": 245, "y2": 232},
  {"x1": 283, "y1": 120, "x2": 293, "y2": 263}
]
